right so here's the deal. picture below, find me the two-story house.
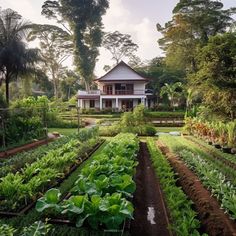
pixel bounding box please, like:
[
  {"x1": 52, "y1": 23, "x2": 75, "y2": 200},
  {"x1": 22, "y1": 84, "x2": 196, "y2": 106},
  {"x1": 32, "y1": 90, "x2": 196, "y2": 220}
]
[{"x1": 77, "y1": 61, "x2": 153, "y2": 111}]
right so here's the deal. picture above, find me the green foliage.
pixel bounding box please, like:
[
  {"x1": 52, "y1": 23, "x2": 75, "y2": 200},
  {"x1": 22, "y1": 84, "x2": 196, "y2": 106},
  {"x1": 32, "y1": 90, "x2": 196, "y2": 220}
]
[
  {"x1": 189, "y1": 33, "x2": 236, "y2": 119},
  {"x1": 159, "y1": 135, "x2": 236, "y2": 220},
  {"x1": 0, "y1": 128, "x2": 99, "y2": 211},
  {"x1": 42, "y1": 0, "x2": 109, "y2": 90},
  {"x1": 103, "y1": 31, "x2": 138, "y2": 64},
  {"x1": 36, "y1": 133, "x2": 138, "y2": 230},
  {"x1": 147, "y1": 138, "x2": 202, "y2": 236},
  {"x1": 0, "y1": 8, "x2": 40, "y2": 104}
]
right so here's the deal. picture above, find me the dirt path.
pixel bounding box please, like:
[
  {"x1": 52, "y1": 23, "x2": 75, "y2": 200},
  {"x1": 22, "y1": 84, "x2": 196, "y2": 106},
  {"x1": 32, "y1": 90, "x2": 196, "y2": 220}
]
[
  {"x1": 157, "y1": 140, "x2": 236, "y2": 236},
  {"x1": 130, "y1": 142, "x2": 172, "y2": 236}
]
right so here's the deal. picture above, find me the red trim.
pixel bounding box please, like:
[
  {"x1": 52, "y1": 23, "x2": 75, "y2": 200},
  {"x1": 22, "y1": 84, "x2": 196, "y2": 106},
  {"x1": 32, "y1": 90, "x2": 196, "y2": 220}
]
[{"x1": 95, "y1": 61, "x2": 150, "y2": 81}]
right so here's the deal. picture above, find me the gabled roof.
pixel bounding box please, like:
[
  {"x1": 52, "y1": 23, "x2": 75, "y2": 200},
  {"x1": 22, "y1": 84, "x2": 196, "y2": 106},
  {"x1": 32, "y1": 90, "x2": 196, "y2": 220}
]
[{"x1": 95, "y1": 61, "x2": 149, "y2": 82}]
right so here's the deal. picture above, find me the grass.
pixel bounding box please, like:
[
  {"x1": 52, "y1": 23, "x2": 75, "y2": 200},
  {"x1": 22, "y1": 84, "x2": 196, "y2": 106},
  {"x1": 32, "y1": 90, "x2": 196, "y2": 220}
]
[
  {"x1": 156, "y1": 127, "x2": 183, "y2": 133},
  {"x1": 48, "y1": 128, "x2": 78, "y2": 136}
]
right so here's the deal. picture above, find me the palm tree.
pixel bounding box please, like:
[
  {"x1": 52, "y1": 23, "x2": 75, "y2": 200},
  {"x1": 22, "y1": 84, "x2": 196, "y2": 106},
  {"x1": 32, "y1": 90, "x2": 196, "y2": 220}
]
[
  {"x1": 160, "y1": 82, "x2": 183, "y2": 111},
  {"x1": 0, "y1": 8, "x2": 40, "y2": 104}
]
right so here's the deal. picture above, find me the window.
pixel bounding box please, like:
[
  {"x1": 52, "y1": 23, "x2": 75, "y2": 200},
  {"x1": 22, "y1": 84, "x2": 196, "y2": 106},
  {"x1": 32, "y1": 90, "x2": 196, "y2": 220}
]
[
  {"x1": 103, "y1": 85, "x2": 113, "y2": 95},
  {"x1": 90, "y1": 100, "x2": 95, "y2": 108},
  {"x1": 105, "y1": 100, "x2": 112, "y2": 108}
]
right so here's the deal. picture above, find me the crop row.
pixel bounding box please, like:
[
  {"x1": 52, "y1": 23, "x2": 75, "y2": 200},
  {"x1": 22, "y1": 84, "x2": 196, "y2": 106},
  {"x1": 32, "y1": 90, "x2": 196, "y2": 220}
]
[
  {"x1": 0, "y1": 127, "x2": 99, "y2": 179},
  {"x1": 186, "y1": 136, "x2": 236, "y2": 165},
  {"x1": 159, "y1": 135, "x2": 236, "y2": 220},
  {"x1": 36, "y1": 133, "x2": 139, "y2": 230},
  {"x1": 0, "y1": 128, "x2": 100, "y2": 212},
  {"x1": 146, "y1": 138, "x2": 203, "y2": 236},
  {"x1": 160, "y1": 136, "x2": 236, "y2": 186}
]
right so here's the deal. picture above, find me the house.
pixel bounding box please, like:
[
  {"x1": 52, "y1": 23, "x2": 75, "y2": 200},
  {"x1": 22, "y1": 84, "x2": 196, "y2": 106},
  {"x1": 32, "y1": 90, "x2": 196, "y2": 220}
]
[{"x1": 77, "y1": 61, "x2": 153, "y2": 111}]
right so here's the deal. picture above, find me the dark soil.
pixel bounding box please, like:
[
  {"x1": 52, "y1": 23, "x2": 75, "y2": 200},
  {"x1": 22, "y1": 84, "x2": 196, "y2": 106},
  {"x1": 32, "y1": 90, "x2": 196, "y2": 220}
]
[
  {"x1": 0, "y1": 138, "x2": 55, "y2": 159},
  {"x1": 157, "y1": 140, "x2": 236, "y2": 236},
  {"x1": 185, "y1": 136, "x2": 236, "y2": 170},
  {"x1": 130, "y1": 142, "x2": 172, "y2": 236}
]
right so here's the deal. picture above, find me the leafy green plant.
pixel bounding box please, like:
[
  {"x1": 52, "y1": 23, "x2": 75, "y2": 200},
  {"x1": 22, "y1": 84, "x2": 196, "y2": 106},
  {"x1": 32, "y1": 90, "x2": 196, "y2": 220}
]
[{"x1": 147, "y1": 138, "x2": 203, "y2": 236}]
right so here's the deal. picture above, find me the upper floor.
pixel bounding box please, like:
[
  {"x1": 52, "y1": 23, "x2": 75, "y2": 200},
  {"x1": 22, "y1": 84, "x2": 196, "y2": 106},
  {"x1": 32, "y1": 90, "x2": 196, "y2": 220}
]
[{"x1": 78, "y1": 61, "x2": 152, "y2": 99}]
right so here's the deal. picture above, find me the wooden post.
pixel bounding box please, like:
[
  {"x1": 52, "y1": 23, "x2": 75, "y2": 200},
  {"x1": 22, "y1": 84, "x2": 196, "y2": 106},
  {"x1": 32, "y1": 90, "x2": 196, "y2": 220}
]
[
  {"x1": 76, "y1": 104, "x2": 80, "y2": 135},
  {"x1": 42, "y1": 106, "x2": 48, "y2": 145}
]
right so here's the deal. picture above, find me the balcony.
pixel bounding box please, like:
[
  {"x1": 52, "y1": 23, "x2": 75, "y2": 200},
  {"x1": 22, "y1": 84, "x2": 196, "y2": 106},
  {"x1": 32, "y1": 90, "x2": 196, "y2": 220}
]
[
  {"x1": 102, "y1": 90, "x2": 148, "y2": 95},
  {"x1": 78, "y1": 90, "x2": 101, "y2": 95},
  {"x1": 77, "y1": 90, "x2": 101, "y2": 99}
]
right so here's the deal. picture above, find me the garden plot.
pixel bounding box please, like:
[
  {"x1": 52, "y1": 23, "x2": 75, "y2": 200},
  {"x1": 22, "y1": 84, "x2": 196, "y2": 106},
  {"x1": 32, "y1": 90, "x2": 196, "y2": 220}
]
[
  {"x1": 0, "y1": 128, "x2": 102, "y2": 215},
  {"x1": 157, "y1": 135, "x2": 236, "y2": 236},
  {"x1": 35, "y1": 133, "x2": 139, "y2": 234}
]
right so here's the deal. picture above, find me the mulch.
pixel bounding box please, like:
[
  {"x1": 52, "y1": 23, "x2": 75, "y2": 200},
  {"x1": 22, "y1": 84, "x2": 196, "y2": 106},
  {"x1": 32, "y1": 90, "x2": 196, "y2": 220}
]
[
  {"x1": 130, "y1": 142, "x2": 172, "y2": 236},
  {"x1": 157, "y1": 140, "x2": 236, "y2": 236}
]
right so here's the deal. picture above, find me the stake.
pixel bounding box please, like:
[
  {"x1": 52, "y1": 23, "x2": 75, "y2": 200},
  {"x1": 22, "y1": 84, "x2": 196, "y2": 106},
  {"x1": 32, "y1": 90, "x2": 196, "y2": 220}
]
[{"x1": 76, "y1": 104, "x2": 80, "y2": 135}]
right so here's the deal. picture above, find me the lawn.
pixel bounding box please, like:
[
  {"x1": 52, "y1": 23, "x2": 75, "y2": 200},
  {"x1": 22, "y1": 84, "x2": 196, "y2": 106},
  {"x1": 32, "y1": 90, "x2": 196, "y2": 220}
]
[
  {"x1": 155, "y1": 127, "x2": 183, "y2": 133},
  {"x1": 48, "y1": 128, "x2": 78, "y2": 136}
]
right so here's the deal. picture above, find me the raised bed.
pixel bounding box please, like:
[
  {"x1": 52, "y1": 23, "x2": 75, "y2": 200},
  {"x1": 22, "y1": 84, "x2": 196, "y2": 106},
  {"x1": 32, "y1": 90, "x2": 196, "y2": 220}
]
[
  {"x1": 157, "y1": 140, "x2": 236, "y2": 236},
  {"x1": 0, "y1": 140, "x2": 104, "y2": 217},
  {"x1": 0, "y1": 137, "x2": 55, "y2": 159}
]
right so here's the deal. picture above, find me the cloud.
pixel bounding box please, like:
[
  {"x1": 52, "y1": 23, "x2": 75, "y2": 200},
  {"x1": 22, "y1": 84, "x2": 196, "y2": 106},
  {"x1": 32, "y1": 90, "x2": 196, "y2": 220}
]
[{"x1": 95, "y1": 0, "x2": 161, "y2": 76}]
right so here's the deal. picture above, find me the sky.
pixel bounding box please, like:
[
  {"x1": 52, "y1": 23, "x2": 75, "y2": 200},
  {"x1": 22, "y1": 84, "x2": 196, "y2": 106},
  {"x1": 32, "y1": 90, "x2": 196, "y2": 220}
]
[{"x1": 0, "y1": 0, "x2": 235, "y2": 76}]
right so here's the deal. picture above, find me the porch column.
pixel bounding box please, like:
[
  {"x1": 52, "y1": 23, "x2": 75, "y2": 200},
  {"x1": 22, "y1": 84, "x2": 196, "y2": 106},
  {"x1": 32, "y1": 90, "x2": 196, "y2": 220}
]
[
  {"x1": 115, "y1": 98, "x2": 118, "y2": 109},
  {"x1": 100, "y1": 97, "x2": 103, "y2": 110},
  {"x1": 145, "y1": 98, "x2": 148, "y2": 107}
]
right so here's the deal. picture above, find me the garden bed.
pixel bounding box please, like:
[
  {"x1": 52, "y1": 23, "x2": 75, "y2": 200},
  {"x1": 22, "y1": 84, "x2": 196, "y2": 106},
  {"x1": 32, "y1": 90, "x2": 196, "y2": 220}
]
[
  {"x1": 0, "y1": 137, "x2": 55, "y2": 159},
  {"x1": 0, "y1": 140, "x2": 104, "y2": 217},
  {"x1": 157, "y1": 140, "x2": 236, "y2": 236}
]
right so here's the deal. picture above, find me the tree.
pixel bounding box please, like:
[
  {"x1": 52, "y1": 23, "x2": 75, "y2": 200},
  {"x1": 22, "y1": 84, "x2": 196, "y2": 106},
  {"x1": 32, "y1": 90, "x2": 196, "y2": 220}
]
[
  {"x1": 60, "y1": 70, "x2": 81, "y2": 100},
  {"x1": 28, "y1": 24, "x2": 73, "y2": 99},
  {"x1": 157, "y1": 0, "x2": 236, "y2": 72},
  {"x1": 136, "y1": 57, "x2": 185, "y2": 104},
  {"x1": 42, "y1": 0, "x2": 109, "y2": 91},
  {"x1": 103, "y1": 31, "x2": 139, "y2": 64},
  {"x1": 0, "y1": 9, "x2": 40, "y2": 104},
  {"x1": 160, "y1": 82, "x2": 183, "y2": 111},
  {"x1": 189, "y1": 33, "x2": 236, "y2": 119}
]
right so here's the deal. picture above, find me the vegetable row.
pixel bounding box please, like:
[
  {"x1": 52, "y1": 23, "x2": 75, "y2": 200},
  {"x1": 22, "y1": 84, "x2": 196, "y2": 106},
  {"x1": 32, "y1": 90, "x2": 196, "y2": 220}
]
[
  {"x1": 147, "y1": 138, "x2": 203, "y2": 236},
  {"x1": 36, "y1": 133, "x2": 139, "y2": 230},
  {"x1": 159, "y1": 135, "x2": 236, "y2": 220},
  {"x1": 0, "y1": 128, "x2": 100, "y2": 212},
  {"x1": 0, "y1": 127, "x2": 99, "y2": 178},
  {"x1": 160, "y1": 136, "x2": 236, "y2": 186}
]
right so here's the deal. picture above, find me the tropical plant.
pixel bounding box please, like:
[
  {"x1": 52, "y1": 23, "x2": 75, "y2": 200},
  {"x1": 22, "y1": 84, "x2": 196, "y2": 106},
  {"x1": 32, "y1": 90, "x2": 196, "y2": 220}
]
[
  {"x1": 160, "y1": 82, "x2": 183, "y2": 111},
  {"x1": 0, "y1": 9, "x2": 40, "y2": 104}
]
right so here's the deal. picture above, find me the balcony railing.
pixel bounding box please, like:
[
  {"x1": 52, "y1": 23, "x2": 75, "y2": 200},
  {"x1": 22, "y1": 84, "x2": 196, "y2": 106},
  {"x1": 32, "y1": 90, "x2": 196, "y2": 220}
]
[
  {"x1": 78, "y1": 89, "x2": 153, "y2": 96},
  {"x1": 78, "y1": 90, "x2": 101, "y2": 96},
  {"x1": 102, "y1": 90, "x2": 148, "y2": 95}
]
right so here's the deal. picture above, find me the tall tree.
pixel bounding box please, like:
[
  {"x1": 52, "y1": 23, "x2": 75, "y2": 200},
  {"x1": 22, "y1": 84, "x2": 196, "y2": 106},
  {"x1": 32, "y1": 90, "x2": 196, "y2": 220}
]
[
  {"x1": 42, "y1": 0, "x2": 109, "y2": 91},
  {"x1": 189, "y1": 33, "x2": 236, "y2": 119},
  {"x1": 103, "y1": 31, "x2": 139, "y2": 64},
  {"x1": 28, "y1": 24, "x2": 73, "y2": 99},
  {"x1": 157, "y1": 0, "x2": 236, "y2": 72},
  {"x1": 0, "y1": 9, "x2": 40, "y2": 104}
]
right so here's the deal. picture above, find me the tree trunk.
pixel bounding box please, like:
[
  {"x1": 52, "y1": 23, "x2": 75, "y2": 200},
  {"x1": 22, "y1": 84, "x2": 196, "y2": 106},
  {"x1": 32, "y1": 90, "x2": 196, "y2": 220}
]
[{"x1": 5, "y1": 74, "x2": 10, "y2": 105}]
